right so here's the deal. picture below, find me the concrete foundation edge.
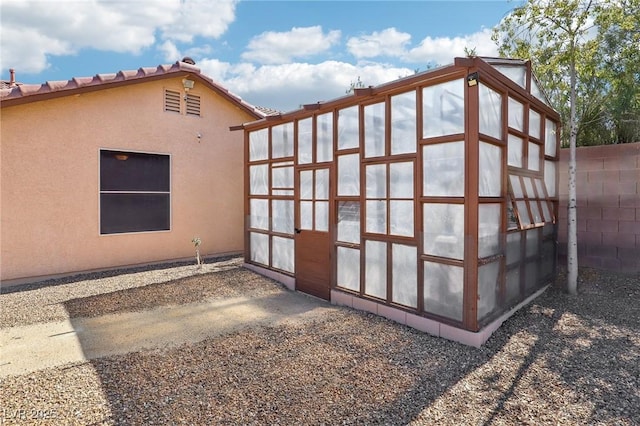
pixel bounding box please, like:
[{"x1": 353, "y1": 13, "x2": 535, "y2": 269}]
[
  {"x1": 331, "y1": 285, "x2": 550, "y2": 347},
  {"x1": 241, "y1": 263, "x2": 549, "y2": 348}
]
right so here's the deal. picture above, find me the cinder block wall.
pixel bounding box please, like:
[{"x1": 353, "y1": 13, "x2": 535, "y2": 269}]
[{"x1": 557, "y1": 142, "x2": 640, "y2": 272}]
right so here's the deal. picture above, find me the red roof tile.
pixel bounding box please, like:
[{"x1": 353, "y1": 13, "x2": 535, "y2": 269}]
[{"x1": 1, "y1": 60, "x2": 264, "y2": 119}]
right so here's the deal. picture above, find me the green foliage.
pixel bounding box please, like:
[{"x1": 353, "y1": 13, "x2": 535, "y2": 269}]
[{"x1": 493, "y1": 0, "x2": 640, "y2": 146}]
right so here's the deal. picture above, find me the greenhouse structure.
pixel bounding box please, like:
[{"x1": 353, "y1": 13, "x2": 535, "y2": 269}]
[{"x1": 239, "y1": 56, "x2": 560, "y2": 346}]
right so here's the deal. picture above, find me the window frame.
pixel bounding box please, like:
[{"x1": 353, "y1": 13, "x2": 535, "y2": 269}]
[{"x1": 99, "y1": 149, "x2": 172, "y2": 236}]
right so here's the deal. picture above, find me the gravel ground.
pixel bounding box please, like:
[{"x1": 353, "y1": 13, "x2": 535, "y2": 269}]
[{"x1": 1, "y1": 261, "x2": 638, "y2": 425}]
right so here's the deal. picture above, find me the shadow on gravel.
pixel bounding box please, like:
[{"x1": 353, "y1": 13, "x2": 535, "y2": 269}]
[
  {"x1": 64, "y1": 267, "x2": 638, "y2": 425},
  {"x1": 1, "y1": 255, "x2": 240, "y2": 295}
]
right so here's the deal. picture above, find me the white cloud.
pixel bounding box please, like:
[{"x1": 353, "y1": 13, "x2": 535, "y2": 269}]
[
  {"x1": 405, "y1": 28, "x2": 499, "y2": 64},
  {"x1": 347, "y1": 28, "x2": 412, "y2": 58},
  {"x1": 199, "y1": 59, "x2": 413, "y2": 112},
  {"x1": 241, "y1": 26, "x2": 341, "y2": 64},
  {"x1": 345, "y1": 27, "x2": 498, "y2": 66},
  {"x1": 0, "y1": 0, "x2": 237, "y2": 74}
]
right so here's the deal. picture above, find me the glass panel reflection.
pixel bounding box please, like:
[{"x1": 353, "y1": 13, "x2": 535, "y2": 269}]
[
  {"x1": 298, "y1": 117, "x2": 313, "y2": 164},
  {"x1": 423, "y1": 79, "x2": 464, "y2": 138},
  {"x1": 423, "y1": 203, "x2": 464, "y2": 260},
  {"x1": 479, "y1": 142, "x2": 502, "y2": 196},
  {"x1": 338, "y1": 201, "x2": 360, "y2": 243},
  {"x1": 337, "y1": 247, "x2": 360, "y2": 291},
  {"x1": 338, "y1": 154, "x2": 360, "y2": 196},
  {"x1": 364, "y1": 102, "x2": 385, "y2": 157},
  {"x1": 249, "y1": 128, "x2": 268, "y2": 161},
  {"x1": 392, "y1": 244, "x2": 417, "y2": 307},
  {"x1": 479, "y1": 84, "x2": 502, "y2": 139},
  {"x1": 391, "y1": 91, "x2": 417, "y2": 155},
  {"x1": 424, "y1": 261, "x2": 463, "y2": 321},
  {"x1": 337, "y1": 106, "x2": 359, "y2": 150},
  {"x1": 365, "y1": 240, "x2": 387, "y2": 299},
  {"x1": 423, "y1": 142, "x2": 465, "y2": 197}
]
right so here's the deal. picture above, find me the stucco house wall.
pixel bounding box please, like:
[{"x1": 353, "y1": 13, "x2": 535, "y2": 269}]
[{"x1": 1, "y1": 64, "x2": 261, "y2": 283}]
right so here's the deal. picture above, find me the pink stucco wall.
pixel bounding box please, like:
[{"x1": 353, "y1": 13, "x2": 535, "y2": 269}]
[
  {"x1": 557, "y1": 142, "x2": 640, "y2": 272},
  {"x1": 1, "y1": 77, "x2": 255, "y2": 283}
]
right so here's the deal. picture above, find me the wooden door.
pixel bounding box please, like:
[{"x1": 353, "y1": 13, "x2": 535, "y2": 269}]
[{"x1": 295, "y1": 167, "x2": 331, "y2": 300}]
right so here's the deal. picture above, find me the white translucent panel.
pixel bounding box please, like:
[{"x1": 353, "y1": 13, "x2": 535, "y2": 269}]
[
  {"x1": 528, "y1": 142, "x2": 540, "y2": 171},
  {"x1": 516, "y1": 200, "x2": 531, "y2": 225},
  {"x1": 315, "y1": 201, "x2": 329, "y2": 232},
  {"x1": 271, "y1": 200, "x2": 294, "y2": 234},
  {"x1": 390, "y1": 200, "x2": 414, "y2": 237},
  {"x1": 506, "y1": 232, "x2": 522, "y2": 266},
  {"x1": 249, "y1": 164, "x2": 269, "y2": 195},
  {"x1": 338, "y1": 201, "x2": 360, "y2": 244},
  {"x1": 479, "y1": 84, "x2": 502, "y2": 140},
  {"x1": 545, "y1": 119, "x2": 558, "y2": 157},
  {"x1": 505, "y1": 268, "x2": 521, "y2": 302},
  {"x1": 300, "y1": 201, "x2": 313, "y2": 230},
  {"x1": 337, "y1": 154, "x2": 360, "y2": 196},
  {"x1": 525, "y1": 260, "x2": 538, "y2": 291},
  {"x1": 366, "y1": 164, "x2": 387, "y2": 198},
  {"x1": 272, "y1": 189, "x2": 294, "y2": 196},
  {"x1": 530, "y1": 78, "x2": 550, "y2": 105},
  {"x1": 478, "y1": 261, "x2": 500, "y2": 320},
  {"x1": 366, "y1": 200, "x2": 387, "y2": 234},
  {"x1": 544, "y1": 160, "x2": 557, "y2": 197},
  {"x1": 392, "y1": 244, "x2": 417, "y2": 308},
  {"x1": 272, "y1": 236, "x2": 294, "y2": 273},
  {"x1": 535, "y1": 179, "x2": 547, "y2": 199},
  {"x1": 249, "y1": 128, "x2": 269, "y2": 162},
  {"x1": 509, "y1": 175, "x2": 524, "y2": 197},
  {"x1": 316, "y1": 112, "x2": 333, "y2": 162},
  {"x1": 337, "y1": 247, "x2": 360, "y2": 291},
  {"x1": 526, "y1": 228, "x2": 539, "y2": 258},
  {"x1": 508, "y1": 134, "x2": 523, "y2": 168},
  {"x1": 315, "y1": 168, "x2": 329, "y2": 200},
  {"x1": 389, "y1": 162, "x2": 414, "y2": 198},
  {"x1": 422, "y1": 142, "x2": 465, "y2": 197},
  {"x1": 507, "y1": 198, "x2": 518, "y2": 230},
  {"x1": 300, "y1": 170, "x2": 313, "y2": 200},
  {"x1": 337, "y1": 106, "x2": 359, "y2": 150},
  {"x1": 478, "y1": 204, "x2": 501, "y2": 258},
  {"x1": 494, "y1": 65, "x2": 526, "y2": 88},
  {"x1": 479, "y1": 142, "x2": 502, "y2": 197},
  {"x1": 541, "y1": 200, "x2": 552, "y2": 223},
  {"x1": 297, "y1": 117, "x2": 313, "y2": 164},
  {"x1": 271, "y1": 122, "x2": 294, "y2": 158},
  {"x1": 364, "y1": 102, "x2": 386, "y2": 158},
  {"x1": 508, "y1": 97, "x2": 524, "y2": 131},
  {"x1": 423, "y1": 203, "x2": 464, "y2": 260},
  {"x1": 522, "y1": 177, "x2": 535, "y2": 198},
  {"x1": 271, "y1": 166, "x2": 293, "y2": 189},
  {"x1": 423, "y1": 261, "x2": 463, "y2": 321},
  {"x1": 391, "y1": 91, "x2": 417, "y2": 155},
  {"x1": 529, "y1": 200, "x2": 543, "y2": 224},
  {"x1": 365, "y1": 240, "x2": 387, "y2": 299},
  {"x1": 250, "y1": 198, "x2": 269, "y2": 230},
  {"x1": 250, "y1": 232, "x2": 269, "y2": 265},
  {"x1": 422, "y1": 79, "x2": 464, "y2": 138},
  {"x1": 529, "y1": 109, "x2": 541, "y2": 139}
]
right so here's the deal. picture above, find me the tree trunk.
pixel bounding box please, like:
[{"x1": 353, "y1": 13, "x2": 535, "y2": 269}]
[{"x1": 567, "y1": 50, "x2": 579, "y2": 295}]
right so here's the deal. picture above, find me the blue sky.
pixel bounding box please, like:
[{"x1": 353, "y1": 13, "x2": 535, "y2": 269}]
[{"x1": 1, "y1": 0, "x2": 521, "y2": 112}]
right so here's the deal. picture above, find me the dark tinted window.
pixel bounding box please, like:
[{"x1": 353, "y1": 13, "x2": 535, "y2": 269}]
[
  {"x1": 100, "y1": 150, "x2": 170, "y2": 234},
  {"x1": 100, "y1": 151, "x2": 170, "y2": 192}
]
